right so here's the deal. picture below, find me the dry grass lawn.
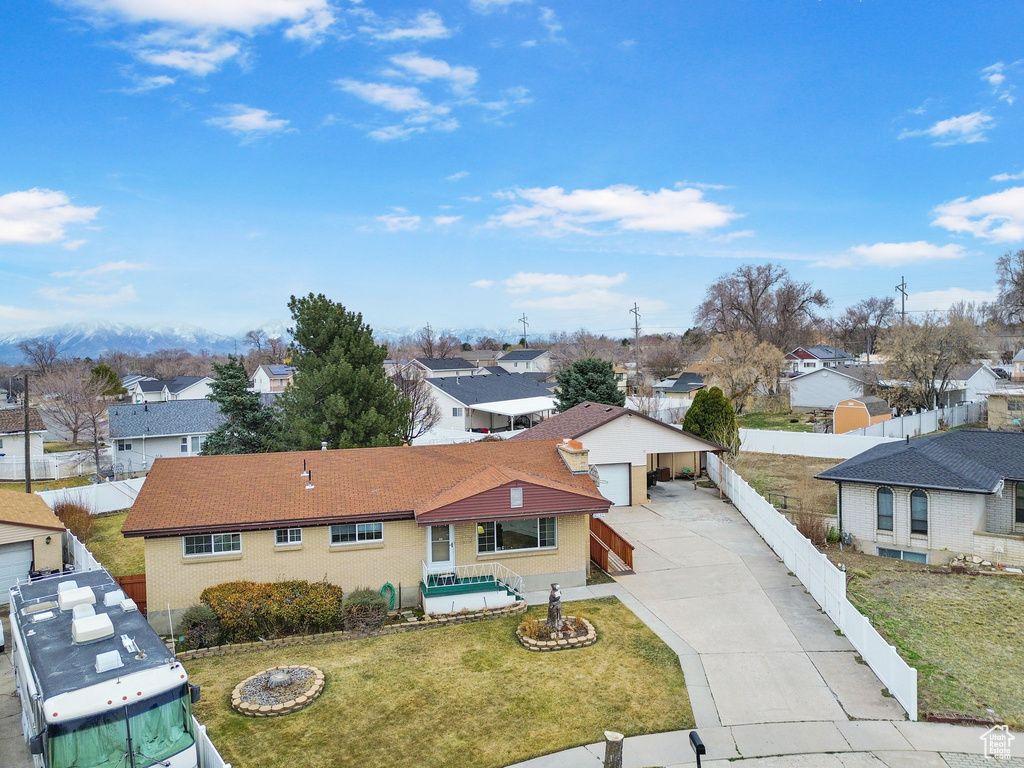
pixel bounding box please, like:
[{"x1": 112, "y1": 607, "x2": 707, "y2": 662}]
[
  {"x1": 829, "y1": 550, "x2": 1024, "y2": 726},
  {"x1": 0, "y1": 476, "x2": 92, "y2": 493},
  {"x1": 88, "y1": 512, "x2": 145, "y2": 576},
  {"x1": 729, "y1": 452, "x2": 840, "y2": 515},
  {"x1": 185, "y1": 597, "x2": 692, "y2": 768}
]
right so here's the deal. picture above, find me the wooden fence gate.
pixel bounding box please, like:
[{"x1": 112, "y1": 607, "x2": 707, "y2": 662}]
[
  {"x1": 115, "y1": 574, "x2": 147, "y2": 615},
  {"x1": 589, "y1": 516, "x2": 635, "y2": 574}
]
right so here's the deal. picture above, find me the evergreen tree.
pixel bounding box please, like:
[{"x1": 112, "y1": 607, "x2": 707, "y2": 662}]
[
  {"x1": 682, "y1": 386, "x2": 739, "y2": 453},
  {"x1": 277, "y1": 294, "x2": 409, "y2": 449},
  {"x1": 202, "y1": 356, "x2": 277, "y2": 455},
  {"x1": 554, "y1": 358, "x2": 625, "y2": 412}
]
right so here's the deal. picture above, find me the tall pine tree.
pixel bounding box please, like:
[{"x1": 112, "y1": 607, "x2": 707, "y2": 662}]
[
  {"x1": 201, "y1": 356, "x2": 277, "y2": 455},
  {"x1": 554, "y1": 358, "x2": 625, "y2": 412},
  {"x1": 277, "y1": 294, "x2": 409, "y2": 449},
  {"x1": 682, "y1": 386, "x2": 739, "y2": 453}
]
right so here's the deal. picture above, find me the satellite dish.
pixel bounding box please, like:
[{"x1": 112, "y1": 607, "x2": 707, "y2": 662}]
[{"x1": 588, "y1": 466, "x2": 604, "y2": 485}]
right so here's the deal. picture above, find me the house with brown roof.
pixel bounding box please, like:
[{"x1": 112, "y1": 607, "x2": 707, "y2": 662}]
[
  {"x1": 0, "y1": 492, "x2": 64, "y2": 605},
  {"x1": 511, "y1": 402, "x2": 726, "y2": 507},
  {"x1": 123, "y1": 439, "x2": 610, "y2": 632},
  {"x1": 0, "y1": 407, "x2": 46, "y2": 476}
]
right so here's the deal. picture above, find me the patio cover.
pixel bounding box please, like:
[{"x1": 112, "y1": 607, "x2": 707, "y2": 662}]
[{"x1": 470, "y1": 396, "x2": 556, "y2": 418}]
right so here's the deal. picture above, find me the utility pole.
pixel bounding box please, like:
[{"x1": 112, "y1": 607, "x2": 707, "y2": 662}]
[
  {"x1": 895, "y1": 276, "x2": 908, "y2": 326},
  {"x1": 519, "y1": 314, "x2": 529, "y2": 348},
  {"x1": 630, "y1": 303, "x2": 642, "y2": 386},
  {"x1": 23, "y1": 373, "x2": 31, "y2": 494}
]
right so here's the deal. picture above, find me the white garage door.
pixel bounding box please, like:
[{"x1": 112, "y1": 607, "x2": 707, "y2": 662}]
[
  {"x1": 593, "y1": 463, "x2": 631, "y2": 507},
  {"x1": 0, "y1": 540, "x2": 34, "y2": 604}
]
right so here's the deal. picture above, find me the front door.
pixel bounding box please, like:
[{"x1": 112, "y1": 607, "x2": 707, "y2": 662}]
[{"x1": 427, "y1": 525, "x2": 454, "y2": 571}]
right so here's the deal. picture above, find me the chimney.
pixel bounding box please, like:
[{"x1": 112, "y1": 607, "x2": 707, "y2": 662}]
[{"x1": 557, "y1": 439, "x2": 589, "y2": 474}]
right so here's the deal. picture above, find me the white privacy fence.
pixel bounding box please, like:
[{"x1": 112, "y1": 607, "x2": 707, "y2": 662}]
[
  {"x1": 194, "y1": 719, "x2": 233, "y2": 768},
  {"x1": 0, "y1": 454, "x2": 102, "y2": 481},
  {"x1": 38, "y1": 477, "x2": 145, "y2": 514},
  {"x1": 62, "y1": 530, "x2": 103, "y2": 573},
  {"x1": 843, "y1": 401, "x2": 986, "y2": 437},
  {"x1": 706, "y1": 453, "x2": 918, "y2": 720},
  {"x1": 739, "y1": 429, "x2": 898, "y2": 459}
]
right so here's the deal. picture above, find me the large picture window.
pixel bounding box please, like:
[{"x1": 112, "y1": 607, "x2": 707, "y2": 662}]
[
  {"x1": 876, "y1": 487, "x2": 894, "y2": 531},
  {"x1": 910, "y1": 490, "x2": 928, "y2": 535},
  {"x1": 183, "y1": 533, "x2": 240, "y2": 556},
  {"x1": 331, "y1": 522, "x2": 383, "y2": 544},
  {"x1": 477, "y1": 517, "x2": 556, "y2": 553}
]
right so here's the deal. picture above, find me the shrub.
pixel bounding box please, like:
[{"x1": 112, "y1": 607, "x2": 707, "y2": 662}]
[
  {"x1": 518, "y1": 617, "x2": 551, "y2": 640},
  {"x1": 180, "y1": 604, "x2": 221, "y2": 649},
  {"x1": 792, "y1": 511, "x2": 830, "y2": 546},
  {"x1": 826, "y1": 526, "x2": 841, "y2": 544},
  {"x1": 342, "y1": 587, "x2": 388, "y2": 633},
  {"x1": 53, "y1": 498, "x2": 94, "y2": 543},
  {"x1": 201, "y1": 580, "x2": 345, "y2": 643}
]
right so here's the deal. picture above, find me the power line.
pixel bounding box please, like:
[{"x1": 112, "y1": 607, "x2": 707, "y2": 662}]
[
  {"x1": 629, "y1": 303, "x2": 641, "y2": 376},
  {"x1": 519, "y1": 314, "x2": 529, "y2": 347}
]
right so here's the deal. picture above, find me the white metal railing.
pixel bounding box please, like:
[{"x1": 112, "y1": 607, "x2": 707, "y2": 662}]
[
  {"x1": 707, "y1": 453, "x2": 918, "y2": 720},
  {"x1": 422, "y1": 560, "x2": 525, "y2": 598},
  {"x1": 194, "y1": 719, "x2": 232, "y2": 768}
]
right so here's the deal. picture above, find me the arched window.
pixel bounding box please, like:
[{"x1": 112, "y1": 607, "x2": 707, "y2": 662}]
[
  {"x1": 910, "y1": 490, "x2": 928, "y2": 535},
  {"x1": 876, "y1": 487, "x2": 894, "y2": 531}
]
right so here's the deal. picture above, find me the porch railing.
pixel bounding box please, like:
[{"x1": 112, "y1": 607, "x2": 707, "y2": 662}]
[{"x1": 422, "y1": 561, "x2": 525, "y2": 599}]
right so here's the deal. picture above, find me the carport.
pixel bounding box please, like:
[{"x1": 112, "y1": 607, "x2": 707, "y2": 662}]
[{"x1": 468, "y1": 395, "x2": 557, "y2": 432}]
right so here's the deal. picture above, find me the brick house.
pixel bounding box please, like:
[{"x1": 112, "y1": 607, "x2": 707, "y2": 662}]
[
  {"x1": 123, "y1": 440, "x2": 610, "y2": 632},
  {"x1": 817, "y1": 430, "x2": 1024, "y2": 565}
]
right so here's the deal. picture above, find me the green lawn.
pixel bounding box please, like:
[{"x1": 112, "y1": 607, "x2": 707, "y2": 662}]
[
  {"x1": 832, "y1": 551, "x2": 1024, "y2": 726},
  {"x1": 737, "y1": 411, "x2": 816, "y2": 432},
  {"x1": 186, "y1": 597, "x2": 692, "y2": 768},
  {"x1": 88, "y1": 512, "x2": 145, "y2": 576},
  {"x1": 0, "y1": 476, "x2": 92, "y2": 493}
]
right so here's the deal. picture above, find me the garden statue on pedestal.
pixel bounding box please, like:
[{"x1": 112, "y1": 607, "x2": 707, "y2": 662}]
[{"x1": 547, "y1": 583, "x2": 562, "y2": 631}]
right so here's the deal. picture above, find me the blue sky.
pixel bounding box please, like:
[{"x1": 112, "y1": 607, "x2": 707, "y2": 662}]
[{"x1": 2, "y1": 0, "x2": 1023, "y2": 340}]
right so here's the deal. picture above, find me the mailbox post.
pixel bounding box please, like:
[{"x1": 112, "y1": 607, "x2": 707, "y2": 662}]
[{"x1": 689, "y1": 731, "x2": 706, "y2": 768}]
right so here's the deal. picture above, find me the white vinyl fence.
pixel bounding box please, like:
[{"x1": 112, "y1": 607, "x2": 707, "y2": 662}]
[
  {"x1": 60, "y1": 532, "x2": 232, "y2": 768},
  {"x1": 38, "y1": 477, "x2": 145, "y2": 514},
  {"x1": 843, "y1": 401, "x2": 986, "y2": 437},
  {"x1": 739, "y1": 429, "x2": 899, "y2": 459},
  {"x1": 707, "y1": 453, "x2": 918, "y2": 720},
  {"x1": 0, "y1": 453, "x2": 104, "y2": 481}
]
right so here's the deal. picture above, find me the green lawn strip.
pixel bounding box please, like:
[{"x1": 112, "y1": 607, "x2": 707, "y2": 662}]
[
  {"x1": 736, "y1": 412, "x2": 814, "y2": 432},
  {"x1": 186, "y1": 596, "x2": 692, "y2": 768},
  {"x1": 841, "y1": 558, "x2": 1024, "y2": 726},
  {"x1": 0, "y1": 476, "x2": 92, "y2": 493},
  {"x1": 87, "y1": 512, "x2": 145, "y2": 576}
]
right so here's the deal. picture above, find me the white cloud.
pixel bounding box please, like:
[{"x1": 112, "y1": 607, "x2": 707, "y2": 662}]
[
  {"x1": 932, "y1": 187, "x2": 1024, "y2": 242},
  {"x1": 433, "y1": 215, "x2": 461, "y2": 225},
  {"x1": 51, "y1": 260, "x2": 155, "y2": 279},
  {"x1": 538, "y1": 7, "x2": 564, "y2": 42},
  {"x1": 619, "y1": 39, "x2": 636, "y2": 49},
  {"x1": 489, "y1": 184, "x2": 741, "y2": 235},
  {"x1": 135, "y1": 39, "x2": 241, "y2": 75},
  {"x1": 815, "y1": 241, "x2": 966, "y2": 268},
  {"x1": 992, "y1": 171, "x2": 1024, "y2": 182},
  {"x1": 446, "y1": 171, "x2": 469, "y2": 181},
  {"x1": 206, "y1": 104, "x2": 291, "y2": 140},
  {"x1": 514, "y1": 289, "x2": 667, "y2": 314},
  {"x1": 39, "y1": 284, "x2": 139, "y2": 309},
  {"x1": 337, "y1": 80, "x2": 435, "y2": 112},
  {"x1": 372, "y1": 11, "x2": 450, "y2": 41},
  {"x1": 390, "y1": 53, "x2": 478, "y2": 94},
  {"x1": 66, "y1": 0, "x2": 334, "y2": 35},
  {"x1": 982, "y1": 62, "x2": 1015, "y2": 104},
  {"x1": 503, "y1": 272, "x2": 628, "y2": 294},
  {"x1": 712, "y1": 229, "x2": 756, "y2": 243},
  {"x1": 905, "y1": 287, "x2": 999, "y2": 313},
  {"x1": 471, "y1": 279, "x2": 495, "y2": 288},
  {"x1": 0, "y1": 189, "x2": 99, "y2": 246},
  {"x1": 470, "y1": 0, "x2": 530, "y2": 12},
  {"x1": 899, "y1": 111, "x2": 994, "y2": 145},
  {"x1": 521, "y1": 39, "x2": 537, "y2": 47},
  {"x1": 121, "y1": 73, "x2": 176, "y2": 93},
  {"x1": 377, "y1": 211, "x2": 421, "y2": 231}
]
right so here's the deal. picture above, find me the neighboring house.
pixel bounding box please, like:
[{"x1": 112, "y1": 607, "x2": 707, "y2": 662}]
[
  {"x1": 817, "y1": 430, "x2": 1024, "y2": 565},
  {"x1": 129, "y1": 376, "x2": 215, "y2": 404},
  {"x1": 949, "y1": 363, "x2": 1001, "y2": 402},
  {"x1": 427, "y1": 373, "x2": 557, "y2": 433},
  {"x1": 788, "y1": 365, "x2": 877, "y2": 411},
  {"x1": 0, "y1": 407, "x2": 45, "y2": 462},
  {"x1": 985, "y1": 387, "x2": 1024, "y2": 429},
  {"x1": 123, "y1": 439, "x2": 610, "y2": 632},
  {"x1": 496, "y1": 349, "x2": 553, "y2": 373},
  {"x1": 250, "y1": 364, "x2": 296, "y2": 393},
  {"x1": 408, "y1": 357, "x2": 480, "y2": 379},
  {"x1": 0, "y1": 492, "x2": 63, "y2": 604},
  {"x1": 108, "y1": 400, "x2": 227, "y2": 471},
  {"x1": 653, "y1": 373, "x2": 706, "y2": 402},
  {"x1": 785, "y1": 345, "x2": 857, "y2": 375},
  {"x1": 613, "y1": 366, "x2": 629, "y2": 393},
  {"x1": 1013, "y1": 349, "x2": 1024, "y2": 381},
  {"x1": 833, "y1": 396, "x2": 892, "y2": 434},
  {"x1": 462, "y1": 349, "x2": 504, "y2": 368},
  {"x1": 121, "y1": 374, "x2": 154, "y2": 392},
  {"x1": 512, "y1": 401, "x2": 726, "y2": 507}
]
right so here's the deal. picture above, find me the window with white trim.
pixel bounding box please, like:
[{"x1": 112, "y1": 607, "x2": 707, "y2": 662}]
[
  {"x1": 876, "y1": 487, "x2": 894, "y2": 531},
  {"x1": 191, "y1": 435, "x2": 205, "y2": 453},
  {"x1": 477, "y1": 517, "x2": 556, "y2": 553},
  {"x1": 910, "y1": 490, "x2": 928, "y2": 535},
  {"x1": 452, "y1": 407, "x2": 463, "y2": 417},
  {"x1": 180, "y1": 437, "x2": 189, "y2": 454},
  {"x1": 275, "y1": 528, "x2": 302, "y2": 545},
  {"x1": 331, "y1": 522, "x2": 383, "y2": 544},
  {"x1": 183, "y1": 533, "x2": 241, "y2": 556},
  {"x1": 510, "y1": 487, "x2": 523, "y2": 508},
  {"x1": 1016, "y1": 482, "x2": 1024, "y2": 525},
  {"x1": 115, "y1": 439, "x2": 132, "y2": 452}
]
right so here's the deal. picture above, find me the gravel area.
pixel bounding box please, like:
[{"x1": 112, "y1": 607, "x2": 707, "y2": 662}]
[{"x1": 239, "y1": 668, "x2": 314, "y2": 707}]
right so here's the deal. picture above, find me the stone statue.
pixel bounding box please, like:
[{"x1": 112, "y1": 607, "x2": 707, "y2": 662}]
[{"x1": 547, "y1": 583, "x2": 562, "y2": 630}]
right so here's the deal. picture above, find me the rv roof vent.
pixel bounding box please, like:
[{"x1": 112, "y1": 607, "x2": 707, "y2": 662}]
[
  {"x1": 59, "y1": 586, "x2": 97, "y2": 612},
  {"x1": 104, "y1": 589, "x2": 126, "y2": 607},
  {"x1": 72, "y1": 613, "x2": 115, "y2": 644},
  {"x1": 24, "y1": 601, "x2": 58, "y2": 616},
  {"x1": 121, "y1": 599, "x2": 138, "y2": 613},
  {"x1": 72, "y1": 604, "x2": 96, "y2": 620},
  {"x1": 57, "y1": 580, "x2": 79, "y2": 594},
  {"x1": 31, "y1": 611, "x2": 56, "y2": 623},
  {"x1": 95, "y1": 650, "x2": 123, "y2": 674}
]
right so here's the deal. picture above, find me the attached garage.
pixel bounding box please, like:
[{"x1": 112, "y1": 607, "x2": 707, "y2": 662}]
[
  {"x1": 0, "y1": 492, "x2": 64, "y2": 604},
  {"x1": 593, "y1": 463, "x2": 631, "y2": 507}
]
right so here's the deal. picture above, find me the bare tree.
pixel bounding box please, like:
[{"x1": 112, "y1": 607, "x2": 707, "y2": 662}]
[
  {"x1": 436, "y1": 334, "x2": 460, "y2": 359},
  {"x1": 416, "y1": 325, "x2": 436, "y2": 358},
  {"x1": 997, "y1": 249, "x2": 1024, "y2": 323},
  {"x1": 476, "y1": 336, "x2": 502, "y2": 351},
  {"x1": 39, "y1": 365, "x2": 92, "y2": 444},
  {"x1": 697, "y1": 331, "x2": 785, "y2": 414},
  {"x1": 695, "y1": 263, "x2": 829, "y2": 350},
  {"x1": 18, "y1": 339, "x2": 62, "y2": 375},
  {"x1": 832, "y1": 297, "x2": 896, "y2": 358},
  {"x1": 391, "y1": 366, "x2": 441, "y2": 442},
  {"x1": 244, "y1": 329, "x2": 267, "y2": 352},
  {"x1": 644, "y1": 340, "x2": 684, "y2": 380}
]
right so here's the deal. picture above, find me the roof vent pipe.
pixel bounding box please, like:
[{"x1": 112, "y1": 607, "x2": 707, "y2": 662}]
[
  {"x1": 321, "y1": 441, "x2": 328, "y2": 451},
  {"x1": 305, "y1": 470, "x2": 314, "y2": 490},
  {"x1": 906, "y1": 435, "x2": 910, "y2": 445}
]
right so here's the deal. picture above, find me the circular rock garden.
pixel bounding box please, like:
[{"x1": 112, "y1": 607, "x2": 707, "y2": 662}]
[
  {"x1": 231, "y1": 665, "x2": 325, "y2": 717},
  {"x1": 516, "y1": 616, "x2": 596, "y2": 651}
]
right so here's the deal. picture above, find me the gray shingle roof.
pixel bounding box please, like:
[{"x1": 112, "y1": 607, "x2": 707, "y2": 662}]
[
  {"x1": 135, "y1": 375, "x2": 209, "y2": 394},
  {"x1": 659, "y1": 373, "x2": 705, "y2": 393},
  {"x1": 806, "y1": 345, "x2": 855, "y2": 360},
  {"x1": 415, "y1": 357, "x2": 478, "y2": 371},
  {"x1": 428, "y1": 373, "x2": 554, "y2": 406},
  {"x1": 1013, "y1": 349, "x2": 1024, "y2": 363},
  {"x1": 816, "y1": 430, "x2": 1024, "y2": 493},
  {"x1": 109, "y1": 399, "x2": 226, "y2": 438},
  {"x1": 500, "y1": 349, "x2": 548, "y2": 361}
]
